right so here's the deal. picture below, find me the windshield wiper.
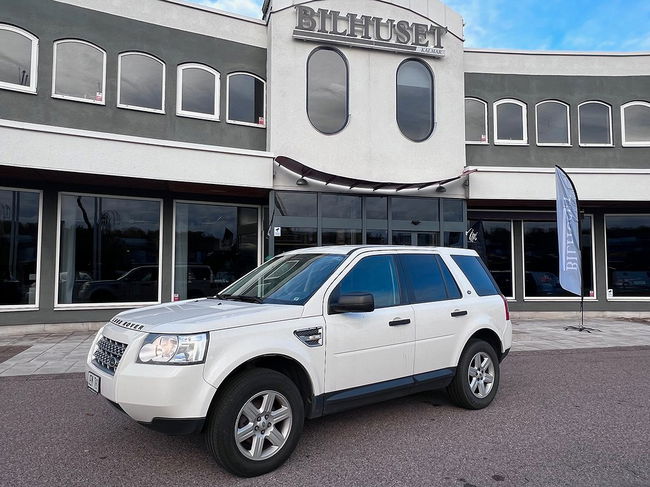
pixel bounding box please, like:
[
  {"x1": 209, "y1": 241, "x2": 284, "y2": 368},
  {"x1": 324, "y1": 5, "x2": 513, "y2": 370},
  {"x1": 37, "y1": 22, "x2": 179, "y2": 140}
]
[{"x1": 209, "y1": 293, "x2": 263, "y2": 304}]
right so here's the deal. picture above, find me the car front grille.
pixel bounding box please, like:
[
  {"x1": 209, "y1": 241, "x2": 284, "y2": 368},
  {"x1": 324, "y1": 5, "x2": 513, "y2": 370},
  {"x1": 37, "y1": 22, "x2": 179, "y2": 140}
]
[{"x1": 93, "y1": 336, "x2": 128, "y2": 374}]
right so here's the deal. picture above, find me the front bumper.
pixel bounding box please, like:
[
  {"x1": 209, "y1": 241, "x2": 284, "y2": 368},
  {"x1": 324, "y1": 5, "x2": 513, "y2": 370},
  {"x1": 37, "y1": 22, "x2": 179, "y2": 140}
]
[{"x1": 86, "y1": 323, "x2": 217, "y2": 425}]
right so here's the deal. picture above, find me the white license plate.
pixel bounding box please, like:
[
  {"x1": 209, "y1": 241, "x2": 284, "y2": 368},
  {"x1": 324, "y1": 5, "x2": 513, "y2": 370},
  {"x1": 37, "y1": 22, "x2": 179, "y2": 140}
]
[{"x1": 87, "y1": 372, "x2": 100, "y2": 394}]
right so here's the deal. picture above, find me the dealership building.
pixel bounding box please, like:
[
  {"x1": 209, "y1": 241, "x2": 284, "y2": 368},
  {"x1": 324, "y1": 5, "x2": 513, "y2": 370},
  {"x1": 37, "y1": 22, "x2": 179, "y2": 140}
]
[{"x1": 1, "y1": 0, "x2": 649, "y2": 329}]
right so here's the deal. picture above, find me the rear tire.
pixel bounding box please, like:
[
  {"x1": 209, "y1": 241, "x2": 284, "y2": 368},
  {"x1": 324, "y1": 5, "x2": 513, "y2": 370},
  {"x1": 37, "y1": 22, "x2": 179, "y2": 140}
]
[
  {"x1": 205, "y1": 368, "x2": 304, "y2": 477},
  {"x1": 447, "y1": 339, "x2": 500, "y2": 410}
]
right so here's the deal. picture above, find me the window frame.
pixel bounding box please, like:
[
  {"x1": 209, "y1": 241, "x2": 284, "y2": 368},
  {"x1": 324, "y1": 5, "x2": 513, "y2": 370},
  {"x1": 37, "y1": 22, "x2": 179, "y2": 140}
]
[
  {"x1": 395, "y1": 58, "x2": 435, "y2": 143},
  {"x1": 493, "y1": 98, "x2": 528, "y2": 146},
  {"x1": 117, "y1": 51, "x2": 166, "y2": 114},
  {"x1": 226, "y1": 71, "x2": 267, "y2": 128},
  {"x1": 54, "y1": 191, "x2": 164, "y2": 310},
  {"x1": 0, "y1": 24, "x2": 39, "y2": 94},
  {"x1": 521, "y1": 214, "x2": 597, "y2": 302},
  {"x1": 51, "y1": 39, "x2": 106, "y2": 105},
  {"x1": 578, "y1": 100, "x2": 613, "y2": 147},
  {"x1": 465, "y1": 97, "x2": 489, "y2": 145},
  {"x1": 176, "y1": 63, "x2": 220, "y2": 122},
  {"x1": 0, "y1": 186, "x2": 43, "y2": 312},
  {"x1": 535, "y1": 100, "x2": 571, "y2": 147},
  {"x1": 397, "y1": 253, "x2": 461, "y2": 304},
  {"x1": 306, "y1": 46, "x2": 349, "y2": 135},
  {"x1": 604, "y1": 213, "x2": 650, "y2": 301},
  {"x1": 621, "y1": 101, "x2": 650, "y2": 147}
]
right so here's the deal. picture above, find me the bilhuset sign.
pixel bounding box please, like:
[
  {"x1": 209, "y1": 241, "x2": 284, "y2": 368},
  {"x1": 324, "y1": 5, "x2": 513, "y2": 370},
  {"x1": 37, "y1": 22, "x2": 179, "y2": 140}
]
[{"x1": 293, "y1": 6, "x2": 447, "y2": 58}]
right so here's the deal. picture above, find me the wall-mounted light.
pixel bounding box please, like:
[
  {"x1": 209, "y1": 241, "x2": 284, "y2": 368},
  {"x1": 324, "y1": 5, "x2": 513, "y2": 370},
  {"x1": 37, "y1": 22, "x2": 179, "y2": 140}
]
[
  {"x1": 296, "y1": 177, "x2": 308, "y2": 186},
  {"x1": 435, "y1": 184, "x2": 447, "y2": 193}
]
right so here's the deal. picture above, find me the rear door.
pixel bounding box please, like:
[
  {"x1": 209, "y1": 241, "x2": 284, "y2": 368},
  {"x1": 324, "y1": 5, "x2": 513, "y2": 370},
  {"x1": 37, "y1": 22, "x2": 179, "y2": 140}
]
[
  {"x1": 398, "y1": 253, "x2": 469, "y2": 374},
  {"x1": 324, "y1": 254, "x2": 415, "y2": 392}
]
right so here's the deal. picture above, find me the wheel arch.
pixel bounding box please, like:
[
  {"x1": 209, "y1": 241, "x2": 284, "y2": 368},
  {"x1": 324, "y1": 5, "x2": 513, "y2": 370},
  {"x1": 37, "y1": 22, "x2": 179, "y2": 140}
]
[{"x1": 454, "y1": 327, "x2": 505, "y2": 366}]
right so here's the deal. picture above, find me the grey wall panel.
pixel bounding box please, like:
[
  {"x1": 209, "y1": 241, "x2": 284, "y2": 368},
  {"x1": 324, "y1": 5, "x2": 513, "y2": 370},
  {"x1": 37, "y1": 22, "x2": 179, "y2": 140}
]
[
  {"x1": 465, "y1": 73, "x2": 650, "y2": 168},
  {"x1": 0, "y1": 0, "x2": 267, "y2": 150}
]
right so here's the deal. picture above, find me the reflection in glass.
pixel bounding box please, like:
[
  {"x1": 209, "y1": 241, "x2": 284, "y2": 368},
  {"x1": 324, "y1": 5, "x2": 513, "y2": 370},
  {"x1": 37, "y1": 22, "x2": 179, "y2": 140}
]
[
  {"x1": 119, "y1": 53, "x2": 164, "y2": 110},
  {"x1": 443, "y1": 199, "x2": 464, "y2": 222},
  {"x1": 275, "y1": 192, "x2": 317, "y2": 217},
  {"x1": 623, "y1": 103, "x2": 650, "y2": 143},
  {"x1": 58, "y1": 195, "x2": 161, "y2": 304},
  {"x1": 322, "y1": 229, "x2": 362, "y2": 246},
  {"x1": 0, "y1": 27, "x2": 32, "y2": 87},
  {"x1": 392, "y1": 232, "x2": 412, "y2": 246},
  {"x1": 54, "y1": 41, "x2": 104, "y2": 102},
  {"x1": 274, "y1": 227, "x2": 317, "y2": 255},
  {"x1": 416, "y1": 233, "x2": 437, "y2": 246},
  {"x1": 180, "y1": 66, "x2": 216, "y2": 116},
  {"x1": 606, "y1": 215, "x2": 650, "y2": 297},
  {"x1": 0, "y1": 190, "x2": 39, "y2": 306},
  {"x1": 496, "y1": 102, "x2": 525, "y2": 141},
  {"x1": 366, "y1": 230, "x2": 388, "y2": 245},
  {"x1": 228, "y1": 74, "x2": 265, "y2": 125},
  {"x1": 579, "y1": 102, "x2": 611, "y2": 145},
  {"x1": 321, "y1": 194, "x2": 361, "y2": 219},
  {"x1": 307, "y1": 48, "x2": 348, "y2": 134},
  {"x1": 397, "y1": 60, "x2": 434, "y2": 142},
  {"x1": 523, "y1": 218, "x2": 593, "y2": 297},
  {"x1": 537, "y1": 102, "x2": 569, "y2": 144},
  {"x1": 444, "y1": 232, "x2": 464, "y2": 248},
  {"x1": 339, "y1": 255, "x2": 400, "y2": 308},
  {"x1": 365, "y1": 197, "x2": 388, "y2": 220},
  {"x1": 174, "y1": 203, "x2": 258, "y2": 300},
  {"x1": 468, "y1": 220, "x2": 512, "y2": 297},
  {"x1": 465, "y1": 98, "x2": 487, "y2": 142},
  {"x1": 392, "y1": 197, "x2": 438, "y2": 222}
]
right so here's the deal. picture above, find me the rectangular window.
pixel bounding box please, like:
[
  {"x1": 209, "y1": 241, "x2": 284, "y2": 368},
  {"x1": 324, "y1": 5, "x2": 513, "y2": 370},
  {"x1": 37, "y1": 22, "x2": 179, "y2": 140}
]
[
  {"x1": 452, "y1": 254, "x2": 500, "y2": 296},
  {"x1": 57, "y1": 194, "x2": 161, "y2": 305},
  {"x1": 523, "y1": 217, "x2": 594, "y2": 298},
  {"x1": 322, "y1": 229, "x2": 362, "y2": 246},
  {"x1": 468, "y1": 220, "x2": 513, "y2": 298},
  {"x1": 0, "y1": 188, "x2": 40, "y2": 307},
  {"x1": 606, "y1": 215, "x2": 650, "y2": 298},
  {"x1": 275, "y1": 192, "x2": 317, "y2": 218},
  {"x1": 174, "y1": 202, "x2": 259, "y2": 301},
  {"x1": 274, "y1": 227, "x2": 317, "y2": 255},
  {"x1": 366, "y1": 230, "x2": 388, "y2": 245}
]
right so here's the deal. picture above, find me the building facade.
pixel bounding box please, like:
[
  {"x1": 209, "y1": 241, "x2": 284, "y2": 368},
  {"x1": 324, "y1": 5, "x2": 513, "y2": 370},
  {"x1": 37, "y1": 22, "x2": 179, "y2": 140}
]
[{"x1": 0, "y1": 0, "x2": 648, "y2": 328}]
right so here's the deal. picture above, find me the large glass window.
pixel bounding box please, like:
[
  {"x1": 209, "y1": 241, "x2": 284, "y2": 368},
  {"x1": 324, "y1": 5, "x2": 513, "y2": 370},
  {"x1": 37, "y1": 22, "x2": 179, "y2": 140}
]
[
  {"x1": 621, "y1": 101, "x2": 650, "y2": 146},
  {"x1": 177, "y1": 64, "x2": 219, "y2": 121},
  {"x1": 606, "y1": 215, "x2": 650, "y2": 298},
  {"x1": 118, "y1": 52, "x2": 165, "y2": 113},
  {"x1": 396, "y1": 59, "x2": 434, "y2": 142},
  {"x1": 307, "y1": 48, "x2": 348, "y2": 134},
  {"x1": 321, "y1": 194, "x2": 361, "y2": 219},
  {"x1": 523, "y1": 217, "x2": 594, "y2": 298},
  {"x1": 536, "y1": 101, "x2": 570, "y2": 146},
  {"x1": 468, "y1": 220, "x2": 513, "y2": 298},
  {"x1": 338, "y1": 255, "x2": 400, "y2": 308},
  {"x1": 0, "y1": 189, "x2": 40, "y2": 306},
  {"x1": 578, "y1": 101, "x2": 612, "y2": 146},
  {"x1": 58, "y1": 194, "x2": 161, "y2": 305},
  {"x1": 0, "y1": 24, "x2": 38, "y2": 93},
  {"x1": 227, "y1": 73, "x2": 266, "y2": 127},
  {"x1": 275, "y1": 192, "x2": 317, "y2": 218},
  {"x1": 53, "y1": 40, "x2": 105, "y2": 104},
  {"x1": 174, "y1": 202, "x2": 258, "y2": 300},
  {"x1": 392, "y1": 197, "x2": 438, "y2": 222},
  {"x1": 494, "y1": 99, "x2": 527, "y2": 145},
  {"x1": 274, "y1": 228, "x2": 317, "y2": 255},
  {"x1": 465, "y1": 98, "x2": 488, "y2": 144}
]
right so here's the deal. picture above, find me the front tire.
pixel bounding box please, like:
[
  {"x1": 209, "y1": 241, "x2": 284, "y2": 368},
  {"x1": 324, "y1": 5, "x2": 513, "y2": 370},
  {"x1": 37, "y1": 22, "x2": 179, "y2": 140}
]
[
  {"x1": 205, "y1": 368, "x2": 304, "y2": 477},
  {"x1": 447, "y1": 339, "x2": 500, "y2": 410}
]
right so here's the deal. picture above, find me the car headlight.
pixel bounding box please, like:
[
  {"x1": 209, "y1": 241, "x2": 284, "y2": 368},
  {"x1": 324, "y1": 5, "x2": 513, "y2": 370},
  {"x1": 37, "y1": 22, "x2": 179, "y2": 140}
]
[{"x1": 137, "y1": 333, "x2": 208, "y2": 365}]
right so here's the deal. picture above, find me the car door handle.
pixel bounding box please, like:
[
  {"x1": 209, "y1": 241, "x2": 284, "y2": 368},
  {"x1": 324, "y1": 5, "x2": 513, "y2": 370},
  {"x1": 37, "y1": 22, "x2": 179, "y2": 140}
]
[
  {"x1": 451, "y1": 310, "x2": 468, "y2": 317},
  {"x1": 389, "y1": 318, "x2": 411, "y2": 326}
]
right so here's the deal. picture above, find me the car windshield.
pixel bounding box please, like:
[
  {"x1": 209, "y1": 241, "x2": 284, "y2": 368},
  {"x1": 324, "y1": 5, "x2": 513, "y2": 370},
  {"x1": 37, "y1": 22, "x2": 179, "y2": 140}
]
[{"x1": 218, "y1": 253, "x2": 346, "y2": 305}]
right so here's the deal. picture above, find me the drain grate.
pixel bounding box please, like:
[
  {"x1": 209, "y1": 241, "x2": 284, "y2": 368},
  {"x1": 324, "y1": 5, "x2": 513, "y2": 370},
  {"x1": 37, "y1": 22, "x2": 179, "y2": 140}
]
[{"x1": 0, "y1": 346, "x2": 30, "y2": 364}]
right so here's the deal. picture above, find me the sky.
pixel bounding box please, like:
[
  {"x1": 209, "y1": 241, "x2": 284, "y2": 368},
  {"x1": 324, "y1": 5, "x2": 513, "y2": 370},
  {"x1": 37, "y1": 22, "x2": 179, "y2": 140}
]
[{"x1": 190, "y1": 0, "x2": 650, "y2": 51}]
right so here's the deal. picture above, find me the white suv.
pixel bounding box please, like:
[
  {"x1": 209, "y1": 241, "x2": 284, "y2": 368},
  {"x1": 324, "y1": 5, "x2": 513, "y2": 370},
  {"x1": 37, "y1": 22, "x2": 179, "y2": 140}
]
[{"x1": 86, "y1": 246, "x2": 512, "y2": 477}]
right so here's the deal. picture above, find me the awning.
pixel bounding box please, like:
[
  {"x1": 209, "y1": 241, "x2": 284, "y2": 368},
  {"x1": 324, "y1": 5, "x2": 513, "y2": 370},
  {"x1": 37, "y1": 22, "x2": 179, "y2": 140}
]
[{"x1": 275, "y1": 156, "x2": 476, "y2": 192}]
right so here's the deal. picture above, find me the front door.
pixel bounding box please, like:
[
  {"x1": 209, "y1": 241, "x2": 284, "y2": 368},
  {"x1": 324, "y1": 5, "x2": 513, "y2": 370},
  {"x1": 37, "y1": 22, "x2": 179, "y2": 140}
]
[{"x1": 324, "y1": 254, "x2": 415, "y2": 393}]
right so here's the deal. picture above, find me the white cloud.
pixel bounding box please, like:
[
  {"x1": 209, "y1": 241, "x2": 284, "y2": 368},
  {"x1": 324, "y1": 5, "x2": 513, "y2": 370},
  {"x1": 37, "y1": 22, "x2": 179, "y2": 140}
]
[{"x1": 192, "y1": 0, "x2": 263, "y2": 18}]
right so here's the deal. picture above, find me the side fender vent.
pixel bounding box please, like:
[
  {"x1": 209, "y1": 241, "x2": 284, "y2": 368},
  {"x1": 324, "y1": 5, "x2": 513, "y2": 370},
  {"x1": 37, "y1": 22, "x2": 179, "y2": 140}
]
[{"x1": 294, "y1": 327, "x2": 323, "y2": 347}]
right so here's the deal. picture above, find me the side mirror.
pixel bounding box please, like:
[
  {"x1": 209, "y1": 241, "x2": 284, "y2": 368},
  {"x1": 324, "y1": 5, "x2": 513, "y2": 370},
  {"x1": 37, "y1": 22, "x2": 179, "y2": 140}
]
[{"x1": 329, "y1": 293, "x2": 375, "y2": 314}]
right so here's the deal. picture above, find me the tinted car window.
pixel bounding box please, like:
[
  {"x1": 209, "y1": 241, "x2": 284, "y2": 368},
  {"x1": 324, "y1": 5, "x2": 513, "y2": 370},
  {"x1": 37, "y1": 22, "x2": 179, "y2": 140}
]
[
  {"x1": 399, "y1": 254, "x2": 447, "y2": 303},
  {"x1": 339, "y1": 255, "x2": 400, "y2": 308},
  {"x1": 452, "y1": 255, "x2": 500, "y2": 296},
  {"x1": 437, "y1": 256, "x2": 462, "y2": 299}
]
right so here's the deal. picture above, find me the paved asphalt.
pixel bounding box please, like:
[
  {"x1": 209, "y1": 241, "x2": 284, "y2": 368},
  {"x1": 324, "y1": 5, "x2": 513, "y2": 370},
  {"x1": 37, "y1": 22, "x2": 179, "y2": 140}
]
[{"x1": 1, "y1": 347, "x2": 648, "y2": 487}]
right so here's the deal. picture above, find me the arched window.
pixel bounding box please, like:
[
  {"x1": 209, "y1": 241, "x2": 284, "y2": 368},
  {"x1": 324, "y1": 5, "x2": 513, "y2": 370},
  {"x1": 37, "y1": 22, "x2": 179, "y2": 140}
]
[
  {"x1": 494, "y1": 99, "x2": 527, "y2": 145},
  {"x1": 227, "y1": 73, "x2": 266, "y2": 127},
  {"x1": 52, "y1": 40, "x2": 106, "y2": 104},
  {"x1": 578, "y1": 101, "x2": 612, "y2": 146},
  {"x1": 465, "y1": 97, "x2": 488, "y2": 144},
  {"x1": 0, "y1": 24, "x2": 38, "y2": 93},
  {"x1": 176, "y1": 63, "x2": 220, "y2": 121},
  {"x1": 536, "y1": 100, "x2": 570, "y2": 146},
  {"x1": 396, "y1": 59, "x2": 434, "y2": 142},
  {"x1": 307, "y1": 47, "x2": 348, "y2": 135},
  {"x1": 118, "y1": 52, "x2": 165, "y2": 113},
  {"x1": 621, "y1": 101, "x2": 650, "y2": 147}
]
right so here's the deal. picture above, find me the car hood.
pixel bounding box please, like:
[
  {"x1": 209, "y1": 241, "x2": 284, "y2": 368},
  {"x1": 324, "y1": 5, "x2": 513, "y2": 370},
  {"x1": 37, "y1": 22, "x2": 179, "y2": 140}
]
[{"x1": 111, "y1": 298, "x2": 304, "y2": 334}]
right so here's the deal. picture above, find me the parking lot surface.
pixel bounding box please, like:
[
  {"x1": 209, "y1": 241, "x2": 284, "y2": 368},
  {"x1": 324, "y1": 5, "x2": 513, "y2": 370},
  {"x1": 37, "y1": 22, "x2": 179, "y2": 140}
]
[{"x1": 1, "y1": 346, "x2": 648, "y2": 487}]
